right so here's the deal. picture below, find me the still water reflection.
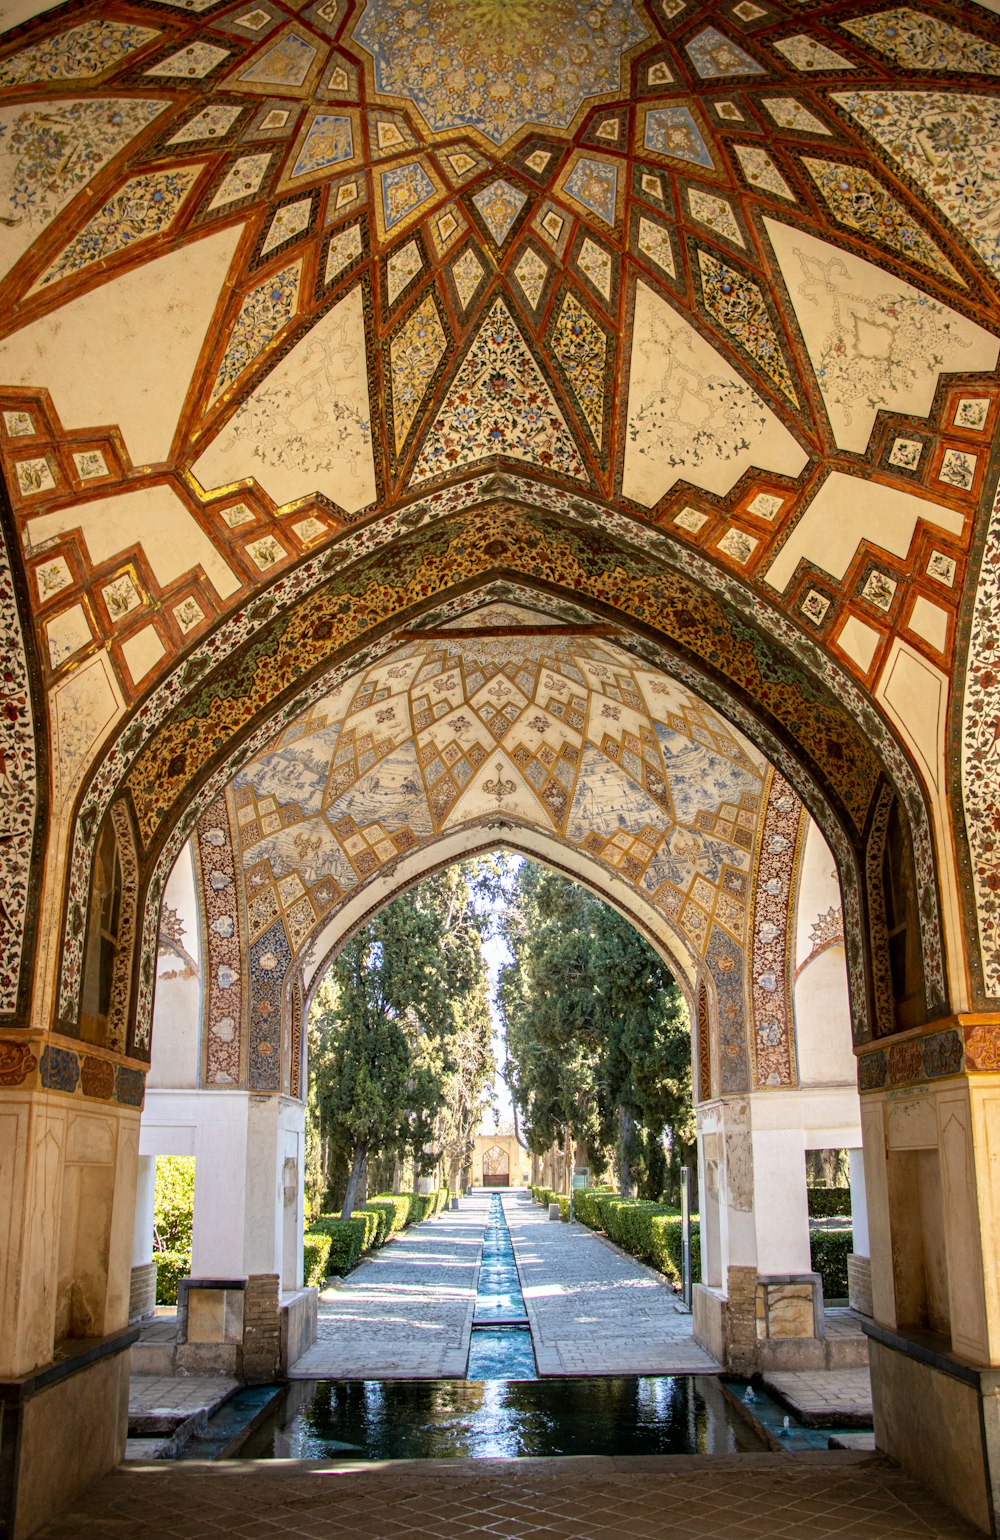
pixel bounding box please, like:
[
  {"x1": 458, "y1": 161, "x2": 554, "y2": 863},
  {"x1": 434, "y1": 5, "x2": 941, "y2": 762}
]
[{"x1": 238, "y1": 1376, "x2": 765, "y2": 1460}]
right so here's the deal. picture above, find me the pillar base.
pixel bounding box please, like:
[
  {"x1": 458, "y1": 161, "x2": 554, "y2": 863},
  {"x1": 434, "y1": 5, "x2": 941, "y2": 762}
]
[
  {"x1": 0, "y1": 1328, "x2": 137, "y2": 1539},
  {"x1": 865, "y1": 1320, "x2": 1000, "y2": 1535}
]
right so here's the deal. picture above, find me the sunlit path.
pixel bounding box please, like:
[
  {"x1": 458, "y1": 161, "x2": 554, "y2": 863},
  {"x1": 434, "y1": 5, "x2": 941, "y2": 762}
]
[
  {"x1": 289, "y1": 1197, "x2": 490, "y2": 1379},
  {"x1": 503, "y1": 1192, "x2": 719, "y2": 1376}
]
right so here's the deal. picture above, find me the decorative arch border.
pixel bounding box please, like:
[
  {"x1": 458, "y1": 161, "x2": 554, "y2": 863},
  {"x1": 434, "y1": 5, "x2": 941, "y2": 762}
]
[
  {"x1": 103, "y1": 572, "x2": 877, "y2": 1062},
  {"x1": 49, "y1": 497, "x2": 945, "y2": 1052}
]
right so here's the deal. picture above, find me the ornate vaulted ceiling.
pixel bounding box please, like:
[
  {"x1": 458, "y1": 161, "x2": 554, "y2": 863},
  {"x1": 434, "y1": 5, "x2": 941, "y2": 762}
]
[
  {"x1": 191, "y1": 602, "x2": 818, "y2": 1095},
  {"x1": 2, "y1": 0, "x2": 1000, "y2": 1035},
  {"x1": 2, "y1": 0, "x2": 999, "y2": 715}
]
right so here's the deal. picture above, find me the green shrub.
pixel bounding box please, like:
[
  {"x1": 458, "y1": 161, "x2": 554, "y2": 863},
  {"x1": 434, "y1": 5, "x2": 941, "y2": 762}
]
[
  {"x1": 328, "y1": 1216, "x2": 370, "y2": 1272},
  {"x1": 531, "y1": 1186, "x2": 558, "y2": 1208},
  {"x1": 807, "y1": 1187, "x2": 852, "y2": 1218},
  {"x1": 434, "y1": 1187, "x2": 450, "y2": 1214},
  {"x1": 357, "y1": 1204, "x2": 391, "y2": 1245},
  {"x1": 571, "y1": 1192, "x2": 700, "y2": 1289},
  {"x1": 303, "y1": 1231, "x2": 332, "y2": 1287},
  {"x1": 810, "y1": 1228, "x2": 852, "y2": 1298},
  {"x1": 557, "y1": 1195, "x2": 570, "y2": 1221},
  {"x1": 369, "y1": 1194, "x2": 410, "y2": 1235},
  {"x1": 573, "y1": 1188, "x2": 614, "y2": 1229},
  {"x1": 153, "y1": 1155, "x2": 195, "y2": 1253},
  {"x1": 154, "y1": 1249, "x2": 189, "y2": 1306}
]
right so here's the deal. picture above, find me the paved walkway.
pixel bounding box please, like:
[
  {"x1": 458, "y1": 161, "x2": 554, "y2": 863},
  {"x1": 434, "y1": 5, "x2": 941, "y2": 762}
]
[
  {"x1": 503, "y1": 1191, "x2": 718, "y2": 1376},
  {"x1": 32, "y1": 1452, "x2": 980, "y2": 1538},
  {"x1": 764, "y1": 1368, "x2": 873, "y2": 1425},
  {"x1": 289, "y1": 1196, "x2": 489, "y2": 1379}
]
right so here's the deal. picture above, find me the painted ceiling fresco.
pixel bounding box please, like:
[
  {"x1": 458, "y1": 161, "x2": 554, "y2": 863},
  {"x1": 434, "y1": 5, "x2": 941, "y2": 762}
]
[
  {"x1": 192, "y1": 602, "x2": 804, "y2": 1092},
  {"x1": 3, "y1": 0, "x2": 1000, "y2": 1039},
  {"x1": 1, "y1": 0, "x2": 999, "y2": 720}
]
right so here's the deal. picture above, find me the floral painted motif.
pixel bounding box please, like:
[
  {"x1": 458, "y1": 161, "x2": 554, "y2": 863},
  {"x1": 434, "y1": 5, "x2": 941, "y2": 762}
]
[
  {"x1": 350, "y1": 0, "x2": 648, "y2": 146},
  {"x1": 0, "y1": 100, "x2": 166, "y2": 269},
  {"x1": 641, "y1": 105, "x2": 714, "y2": 171},
  {"x1": 685, "y1": 27, "x2": 763, "y2": 77},
  {"x1": 773, "y1": 34, "x2": 855, "y2": 71},
  {"x1": 39, "y1": 167, "x2": 200, "y2": 286},
  {"x1": 471, "y1": 180, "x2": 527, "y2": 247},
  {"x1": 734, "y1": 146, "x2": 795, "y2": 202},
  {"x1": 697, "y1": 249, "x2": 798, "y2": 406},
  {"x1": 749, "y1": 770, "x2": 804, "y2": 1088},
  {"x1": 0, "y1": 21, "x2": 159, "y2": 85},
  {"x1": 411, "y1": 300, "x2": 588, "y2": 484},
  {"x1": 801, "y1": 158, "x2": 963, "y2": 285},
  {"x1": 840, "y1": 9, "x2": 1000, "y2": 74},
  {"x1": 962, "y1": 484, "x2": 1000, "y2": 999},
  {"x1": 549, "y1": 290, "x2": 611, "y2": 453},
  {"x1": 209, "y1": 260, "x2": 302, "y2": 405},
  {"x1": 0, "y1": 524, "x2": 38, "y2": 1021},
  {"x1": 193, "y1": 795, "x2": 244, "y2": 1080},
  {"x1": 389, "y1": 291, "x2": 449, "y2": 457},
  {"x1": 836, "y1": 91, "x2": 1000, "y2": 280}
]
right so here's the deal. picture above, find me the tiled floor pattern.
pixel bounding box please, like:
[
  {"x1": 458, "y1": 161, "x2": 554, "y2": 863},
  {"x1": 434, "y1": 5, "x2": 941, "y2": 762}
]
[
  {"x1": 289, "y1": 1196, "x2": 490, "y2": 1379},
  {"x1": 503, "y1": 1192, "x2": 718, "y2": 1375},
  {"x1": 32, "y1": 1452, "x2": 981, "y2": 1538}
]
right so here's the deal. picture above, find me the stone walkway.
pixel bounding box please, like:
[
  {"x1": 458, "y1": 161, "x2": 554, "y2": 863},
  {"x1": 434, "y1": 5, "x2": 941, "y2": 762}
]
[
  {"x1": 503, "y1": 1191, "x2": 718, "y2": 1376},
  {"x1": 32, "y1": 1452, "x2": 980, "y2": 1538},
  {"x1": 763, "y1": 1368, "x2": 873, "y2": 1426},
  {"x1": 289, "y1": 1196, "x2": 488, "y2": 1379}
]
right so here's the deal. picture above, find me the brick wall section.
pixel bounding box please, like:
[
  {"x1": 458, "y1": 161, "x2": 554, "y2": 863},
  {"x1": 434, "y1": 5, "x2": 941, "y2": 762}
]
[
  {"x1": 128, "y1": 1262, "x2": 157, "y2": 1324},
  {"x1": 242, "y1": 1274, "x2": 281, "y2": 1383},
  {"x1": 847, "y1": 1254, "x2": 873, "y2": 1317},
  {"x1": 725, "y1": 1265, "x2": 758, "y2": 1375}
]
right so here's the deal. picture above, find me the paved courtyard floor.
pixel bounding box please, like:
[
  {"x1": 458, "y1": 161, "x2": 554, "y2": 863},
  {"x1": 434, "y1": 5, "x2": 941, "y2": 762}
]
[
  {"x1": 503, "y1": 1191, "x2": 718, "y2": 1376},
  {"x1": 288, "y1": 1196, "x2": 489, "y2": 1379},
  {"x1": 33, "y1": 1452, "x2": 980, "y2": 1538}
]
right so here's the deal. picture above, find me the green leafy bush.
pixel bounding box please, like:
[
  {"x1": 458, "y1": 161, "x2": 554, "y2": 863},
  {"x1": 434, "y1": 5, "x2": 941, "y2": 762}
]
[
  {"x1": 434, "y1": 1187, "x2": 450, "y2": 1214},
  {"x1": 154, "y1": 1249, "x2": 189, "y2": 1307},
  {"x1": 807, "y1": 1187, "x2": 852, "y2": 1218},
  {"x1": 810, "y1": 1228, "x2": 852, "y2": 1298},
  {"x1": 303, "y1": 1231, "x2": 333, "y2": 1287},
  {"x1": 531, "y1": 1186, "x2": 557, "y2": 1208},
  {"x1": 370, "y1": 1194, "x2": 412, "y2": 1234},
  {"x1": 572, "y1": 1192, "x2": 700, "y2": 1289},
  {"x1": 153, "y1": 1155, "x2": 195, "y2": 1253},
  {"x1": 357, "y1": 1204, "x2": 391, "y2": 1245},
  {"x1": 557, "y1": 1195, "x2": 570, "y2": 1221}
]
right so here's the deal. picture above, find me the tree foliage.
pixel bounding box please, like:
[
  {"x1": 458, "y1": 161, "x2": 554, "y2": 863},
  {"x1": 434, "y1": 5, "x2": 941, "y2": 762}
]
[
  {"x1": 308, "y1": 862, "x2": 497, "y2": 1217},
  {"x1": 498, "y1": 863, "x2": 693, "y2": 1197}
]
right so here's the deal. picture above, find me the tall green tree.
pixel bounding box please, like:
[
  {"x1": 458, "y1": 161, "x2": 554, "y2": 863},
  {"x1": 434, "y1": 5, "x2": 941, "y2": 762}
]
[
  {"x1": 498, "y1": 863, "x2": 693, "y2": 1196},
  {"x1": 309, "y1": 862, "x2": 496, "y2": 1217}
]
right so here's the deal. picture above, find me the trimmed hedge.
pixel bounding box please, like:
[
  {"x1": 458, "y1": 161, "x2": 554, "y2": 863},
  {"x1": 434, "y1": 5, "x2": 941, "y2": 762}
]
[
  {"x1": 154, "y1": 1249, "x2": 189, "y2": 1306},
  {"x1": 370, "y1": 1194, "x2": 412, "y2": 1235},
  {"x1": 807, "y1": 1187, "x2": 852, "y2": 1218},
  {"x1": 810, "y1": 1227, "x2": 852, "y2": 1298},
  {"x1": 304, "y1": 1189, "x2": 450, "y2": 1283},
  {"x1": 572, "y1": 1191, "x2": 701, "y2": 1290},
  {"x1": 303, "y1": 1231, "x2": 332, "y2": 1287},
  {"x1": 557, "y1": 1195, "x2": 570, "y2": 1221}
]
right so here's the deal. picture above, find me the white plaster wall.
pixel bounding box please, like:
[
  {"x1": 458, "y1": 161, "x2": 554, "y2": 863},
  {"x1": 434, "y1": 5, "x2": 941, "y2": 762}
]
[
  {"x1": 795, "y1": 948, "x2": 857, "y2": 1085},
  {"x1": 148, "y1": 841, "x2": 202, "y2": 1091},
  {"x1": 792, "y1": 818, "x2": 857, "y2": 1087},
  {"x1": 794, "y1": 820, "x2": 841, "y2": 967},
  {"x1": 139, "y1": 1089, "x2": 305, "y2": 1286}
]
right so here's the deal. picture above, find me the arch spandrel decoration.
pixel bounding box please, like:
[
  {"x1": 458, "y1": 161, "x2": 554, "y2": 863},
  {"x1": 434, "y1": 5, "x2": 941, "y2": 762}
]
[{"x1": 52, "y1": 504, "x2": 945, "y2": 1057}]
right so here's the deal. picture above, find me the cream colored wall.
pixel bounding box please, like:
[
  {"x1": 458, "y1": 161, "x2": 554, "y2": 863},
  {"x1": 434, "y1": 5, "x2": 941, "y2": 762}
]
[
  {"x1": 147, "y1": 840, "x2": 202, "y2": 1092},
  {"x1": 792, "y1": 819, "x2": 857, "y2": 1088}
]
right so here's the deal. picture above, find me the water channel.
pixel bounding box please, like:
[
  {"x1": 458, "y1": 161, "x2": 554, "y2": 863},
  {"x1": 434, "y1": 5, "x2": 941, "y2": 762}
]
[{"x1": 238, "y1": 1192, "x2": 766, "y2": 1460}]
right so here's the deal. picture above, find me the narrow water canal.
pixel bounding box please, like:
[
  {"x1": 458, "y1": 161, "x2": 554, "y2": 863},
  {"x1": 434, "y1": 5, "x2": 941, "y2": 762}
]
[
  {"x1": 466, "y1": 1192, "x2": 536, "y2": 1379},
  {"x1": 235, "y1": 1191, "x2": 767, "y2": 1460}
]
